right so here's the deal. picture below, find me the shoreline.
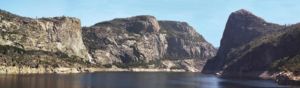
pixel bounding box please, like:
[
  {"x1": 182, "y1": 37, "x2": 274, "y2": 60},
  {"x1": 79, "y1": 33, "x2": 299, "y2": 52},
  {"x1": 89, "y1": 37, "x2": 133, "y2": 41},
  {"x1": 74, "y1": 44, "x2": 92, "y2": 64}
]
[
  {"x1": 0, "y1": 66, "x2": 188, "y2": 74},
  {"x1": 212, "y1": 71, "x2": 300, "y2": 86},
  {"x1": 1, "y1": 66, "x2": 299, "y2": 86}
]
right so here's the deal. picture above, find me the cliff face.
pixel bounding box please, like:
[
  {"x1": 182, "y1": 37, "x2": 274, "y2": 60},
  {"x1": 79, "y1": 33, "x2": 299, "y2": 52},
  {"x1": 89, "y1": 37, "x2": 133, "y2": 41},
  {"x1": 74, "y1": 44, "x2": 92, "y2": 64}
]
[
  {"x1": 82, "y1": 16, "x2": 166, "y2": 65},
  {"x1": 216, "y1": 9, "x2": 282, "y2": 60},
  {"x1": 203, "y1": 9, "x2": 300, "y2": 81},
  {"x1": 203, "y1": 9, "x2": 283, "y2": 73},
  {"x1": 3, "y1": 8, "x2": 298, "y2": 78},
  {"x1": 0, "y1": 9, "x2": 216, "y2": 73},
  {"x1": 82, "y1": 16, "x2": 216, "y2": 72},
  {"x1": 220, "y1": 24, "x2": 300, "y2": 78},
  {"x1": 0, "y1": 10, "x2": 91, "y2": 69},
  {"x1": 159, "y1": 21, "x2": 216, "y2": 60}
]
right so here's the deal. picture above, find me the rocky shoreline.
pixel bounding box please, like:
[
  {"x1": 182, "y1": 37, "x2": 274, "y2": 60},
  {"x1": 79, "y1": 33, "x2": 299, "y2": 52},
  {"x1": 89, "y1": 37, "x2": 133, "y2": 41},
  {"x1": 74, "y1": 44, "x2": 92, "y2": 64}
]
[
  {"x1": 1, "y1": 66, "x2": 299, "y2": 86},
  {"x1": 0, "y1": 66, "x2": 187, "y2": 74},
  {"x1": 273, "y1": 72, "x2": 300, "y2": 86},
  {"x1": 215, "y1": 71, "x2": 300, "y2": 86}
]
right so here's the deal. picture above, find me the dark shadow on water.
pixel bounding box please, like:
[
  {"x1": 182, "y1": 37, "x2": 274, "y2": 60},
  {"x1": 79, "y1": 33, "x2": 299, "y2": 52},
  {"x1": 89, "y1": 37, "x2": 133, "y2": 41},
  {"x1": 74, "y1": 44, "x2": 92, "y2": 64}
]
[{"x1": 0, "y1": 72, "x2": 291, "y2": 88}]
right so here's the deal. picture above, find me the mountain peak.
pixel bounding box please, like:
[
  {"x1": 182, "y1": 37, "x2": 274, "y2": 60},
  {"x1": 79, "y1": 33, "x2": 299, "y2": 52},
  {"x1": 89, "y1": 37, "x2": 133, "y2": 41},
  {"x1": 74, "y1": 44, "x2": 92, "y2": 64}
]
[
  {"x1": 130, "y1": 15, "x2": 156, "y2": 20},
  {"x1": 233, "y1": 9, "x2": 253, "y2": 15},
  {"x1": 228, "y1": 9, "x2": 266, "y2": 24},
  {"x1": 203, "y1": 9, "x2": 283, "y2": 74},
  {"x1": 93, "y1": 15, "x2": 160, "y2": 33}
]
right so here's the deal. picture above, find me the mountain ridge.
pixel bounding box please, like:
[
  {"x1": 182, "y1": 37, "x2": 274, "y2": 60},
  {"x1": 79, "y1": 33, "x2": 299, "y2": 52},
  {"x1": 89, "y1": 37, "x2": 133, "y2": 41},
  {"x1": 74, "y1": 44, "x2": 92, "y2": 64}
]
[{"x1": 0, "y1": 9, "x2": 216, "y2": 73}]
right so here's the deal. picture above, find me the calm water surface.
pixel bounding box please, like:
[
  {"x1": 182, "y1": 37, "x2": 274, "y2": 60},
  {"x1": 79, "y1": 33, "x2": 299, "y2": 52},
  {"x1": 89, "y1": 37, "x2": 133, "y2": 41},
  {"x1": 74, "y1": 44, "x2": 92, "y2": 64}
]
[{"x1": 0, "y1": 72, "x2": 291, "y2": 88}]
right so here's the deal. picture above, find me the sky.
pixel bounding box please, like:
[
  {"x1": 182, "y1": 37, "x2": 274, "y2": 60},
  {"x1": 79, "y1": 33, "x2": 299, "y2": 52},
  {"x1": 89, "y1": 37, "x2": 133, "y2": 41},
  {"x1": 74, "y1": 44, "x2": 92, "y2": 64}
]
[{"x1": 1, "y1": 0, "x2": 300, "y2": 47}]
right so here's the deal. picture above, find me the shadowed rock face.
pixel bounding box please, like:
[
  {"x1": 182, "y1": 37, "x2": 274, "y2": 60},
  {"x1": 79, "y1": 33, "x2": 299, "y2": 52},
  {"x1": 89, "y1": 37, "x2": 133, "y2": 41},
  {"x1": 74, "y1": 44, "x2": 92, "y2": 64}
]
[
  {"x1": 82, "y1": 16, "x2": 216, "y2": 71},
  {"x1": 218, "y1": 9, "x2": 282, "y2": 58},
  {"x1": 203, "y1": 9, "x2": 300, "y2": 82},
  {"x1": 215, "y1": 24, "x2": 300, "y2": 81},
  {"x1": 203, "y1": 9, "x2": 283, "y2": 73}
]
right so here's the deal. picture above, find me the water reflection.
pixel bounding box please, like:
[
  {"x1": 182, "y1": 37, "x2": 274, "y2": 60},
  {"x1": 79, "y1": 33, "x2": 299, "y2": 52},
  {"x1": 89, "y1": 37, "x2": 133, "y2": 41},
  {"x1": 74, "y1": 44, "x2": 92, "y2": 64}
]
[
  {"x1": 0, "y1": 72, "x2": 287, "y2": 88},
  {"x1": 0, "y1": 74, "x2": 85, "y2": 88},
  {"x1": 80, "y1": 72, "x2": 198, "y2": 88}
]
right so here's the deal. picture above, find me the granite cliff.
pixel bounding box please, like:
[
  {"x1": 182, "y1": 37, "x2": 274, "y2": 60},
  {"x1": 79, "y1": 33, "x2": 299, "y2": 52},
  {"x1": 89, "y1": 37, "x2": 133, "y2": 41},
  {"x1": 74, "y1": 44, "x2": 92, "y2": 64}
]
[
  {"x1": 203, "y1": 9, "x2": 283, "y2": 74},
  {"x1": 0, "y1": 10, "x2": 216, "y2": 73},
  {"x1": 0, "y1": 9, "x2": 94, "y2": 73},
  {"x1": 203, "y1": 9, "x2": 300, "y2": 85},
  {"x1": 82, "y1": 15, "x2": 216, "y2": 72}
]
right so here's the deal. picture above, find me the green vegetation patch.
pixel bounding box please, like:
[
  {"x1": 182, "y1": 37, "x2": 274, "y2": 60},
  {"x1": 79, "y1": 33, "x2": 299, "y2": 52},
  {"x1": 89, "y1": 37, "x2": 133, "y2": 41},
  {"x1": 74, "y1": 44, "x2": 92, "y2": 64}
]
[
  {"x1": 0, "y1": 45, "x2": 90, "y2": 68},
  {"x1": 271, "y1": 55, "x2": 300, "y2": 73}
]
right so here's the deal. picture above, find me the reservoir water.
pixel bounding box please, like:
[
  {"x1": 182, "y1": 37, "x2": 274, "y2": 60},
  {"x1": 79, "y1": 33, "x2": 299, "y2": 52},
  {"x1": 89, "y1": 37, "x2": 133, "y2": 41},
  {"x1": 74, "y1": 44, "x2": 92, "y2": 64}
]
[{"x1": 0, "y1": 72, "x2": 289, "y2": 88}]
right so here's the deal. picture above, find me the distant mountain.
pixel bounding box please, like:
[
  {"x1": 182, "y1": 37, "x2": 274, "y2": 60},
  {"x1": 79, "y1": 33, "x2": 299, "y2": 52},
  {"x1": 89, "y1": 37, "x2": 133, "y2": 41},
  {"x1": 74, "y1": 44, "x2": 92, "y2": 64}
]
[{"x1": 203, "y1": 9, "x2": 300, "y2": 85}]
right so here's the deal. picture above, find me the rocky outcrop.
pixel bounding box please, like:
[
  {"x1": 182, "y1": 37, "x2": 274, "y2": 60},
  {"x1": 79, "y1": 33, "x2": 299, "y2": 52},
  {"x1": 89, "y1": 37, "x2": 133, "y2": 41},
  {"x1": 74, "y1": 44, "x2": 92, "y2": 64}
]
[
  {"x1": 275, "y1": 72, "x2": 300, "y2": 85},
  {"x1": 0, "y1": 9, "x2": 90, "y2": 60},
  {"x1": 218, "y1": 24, "x2": 300, "y2": 77},
  {"x1": 159, "y1": 21, "x2": 216, "y2": 60},
  {"x1": 202, "y1": 9, "x2": 300, "y2": 85},
  {"x1": 82, "y1": 15, "x2": 166, "y2": 65},
  {"x1": 159, "y1": 21, "x2": 216, "y2": 71},
  {"x1": 82, "y1": 16, "x2": 216, "y2": 72},
  {"x1": 203, "y1": 9, "x2": 283, "y2": 73},
  {"x1": 0, "y1": 9, "x2": 92, "y2": 71}
]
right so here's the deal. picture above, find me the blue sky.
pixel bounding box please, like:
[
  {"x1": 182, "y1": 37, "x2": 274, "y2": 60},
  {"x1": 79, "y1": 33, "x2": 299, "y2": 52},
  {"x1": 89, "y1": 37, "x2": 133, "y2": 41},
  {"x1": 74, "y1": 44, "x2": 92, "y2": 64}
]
[{"x1": 1, "y1": 0, "x2": 300, "y2": 47}]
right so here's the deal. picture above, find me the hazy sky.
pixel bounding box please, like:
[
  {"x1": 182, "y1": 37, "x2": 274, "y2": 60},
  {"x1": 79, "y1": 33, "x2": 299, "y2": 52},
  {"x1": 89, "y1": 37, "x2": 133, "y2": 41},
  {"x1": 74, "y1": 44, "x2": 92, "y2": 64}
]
[{"x1": 1, "y1": 0, "x2": 300, "y2": 47}]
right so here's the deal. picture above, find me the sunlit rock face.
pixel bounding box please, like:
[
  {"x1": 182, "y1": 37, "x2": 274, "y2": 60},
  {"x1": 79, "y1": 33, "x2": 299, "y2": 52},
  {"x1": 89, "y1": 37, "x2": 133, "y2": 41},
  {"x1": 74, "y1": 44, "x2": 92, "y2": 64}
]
[
  {"x1": 0, "y1": 9, "x2": 91, "y2": 70},
  {"x1": 82, "y1": 15, "x2": 216, "y2": 71},
  {"x1": 0, "y1": 9, "x2": 216, "y2": 72},
  {"x1": 0, "y1": 10, "x2": 90, "y2": 60},
  {"x1": 159, "y1": 21, "x2": 216, "y2": 60}
]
